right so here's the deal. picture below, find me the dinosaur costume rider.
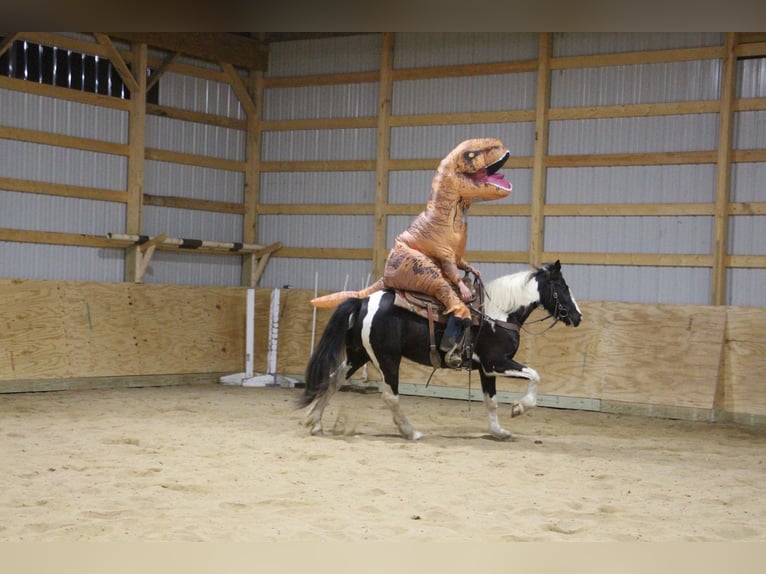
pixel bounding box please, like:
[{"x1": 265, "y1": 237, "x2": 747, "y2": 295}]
[{"x1": 311, "y1": 138, "x2": 513, "y2": 367}]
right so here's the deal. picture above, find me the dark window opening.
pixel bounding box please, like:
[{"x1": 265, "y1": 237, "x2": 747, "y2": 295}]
[{"x1": 0, "y1": 37, "x2": 160, "y2": 104}]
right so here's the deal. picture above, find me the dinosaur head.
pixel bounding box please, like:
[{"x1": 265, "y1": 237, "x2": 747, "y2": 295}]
[{"x1": 439, "y1": 138, "x2": 512, "y2": 201}]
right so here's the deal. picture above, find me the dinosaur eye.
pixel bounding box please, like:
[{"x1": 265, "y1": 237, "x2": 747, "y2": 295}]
[{"x1": 465, "y1": 151, "x2": 476, "y2": 161}]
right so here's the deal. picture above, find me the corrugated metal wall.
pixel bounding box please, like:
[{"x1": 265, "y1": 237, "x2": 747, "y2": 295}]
[{"x1": 2, "y1": 33, "x2": 764, "y2": 306}]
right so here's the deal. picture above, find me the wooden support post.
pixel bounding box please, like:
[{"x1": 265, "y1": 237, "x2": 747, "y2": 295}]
[
  {"x1": 711, "y1": 32, "x2": 737, "y2": 306},
  {"x1": 241, "y1": 69, "x2": 264, "y2": 286},
  {"x1": 529, "y1": 32, "x2": 552, "y2": 268},
  {"x1": 93, "y1": 33, "x2": 141, "y2": 94},
  {"x1": 373, "y1": 32, "x2": 394, "y2": 278},
  {"x1": 134, "y1": 233, "x2": 166, "y2": 283},
  {"x1": 124, "y1": 42, "x2": 148, "y2": 282}
]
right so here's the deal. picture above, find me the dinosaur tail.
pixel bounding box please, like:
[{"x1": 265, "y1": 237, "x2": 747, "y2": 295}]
[{"x1": 310, "y1": 277, "x2": 386, "y2": 308}]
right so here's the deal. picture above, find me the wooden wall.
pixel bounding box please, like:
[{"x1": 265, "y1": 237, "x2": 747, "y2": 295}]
[{"x1": 2, "y1": 279, "x2": 765, "y2": 424}]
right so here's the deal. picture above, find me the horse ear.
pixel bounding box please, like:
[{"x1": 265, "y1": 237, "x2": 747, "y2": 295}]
[{"x1": 553, "y1": 259, "x2": 561, "y2": 271}]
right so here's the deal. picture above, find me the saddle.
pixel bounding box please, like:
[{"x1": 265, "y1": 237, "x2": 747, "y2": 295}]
[{"x1": 392, "y1": 277, "x2": 481, "y2": 369}]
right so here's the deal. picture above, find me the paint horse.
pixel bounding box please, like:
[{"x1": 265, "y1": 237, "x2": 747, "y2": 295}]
[{"x1": 298, "y1": 261, "x2": 582, "y2": 440}]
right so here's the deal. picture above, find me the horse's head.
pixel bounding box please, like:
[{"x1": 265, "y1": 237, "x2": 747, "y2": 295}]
[{"x1": 534, "y1": 260, "x2": 582, "y2": 327}]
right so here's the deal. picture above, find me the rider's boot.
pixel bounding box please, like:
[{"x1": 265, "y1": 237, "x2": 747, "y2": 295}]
[{"x1": 440, "y1": 315, "x2": 471, "y2": 369}]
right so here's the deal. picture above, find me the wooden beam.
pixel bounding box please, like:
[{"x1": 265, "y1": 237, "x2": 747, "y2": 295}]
[
  {"x1": 373, "y1": 32, "x2": 394, "y2": 279},
  {"x1": 546, "y1": 150, "x2": 717, "y2": 167},
  {"x1": 549, "y1": 100, "x2": 719, "y2": 120},
  {"x1": 0, "y1": 125, "x2": 129, "y2": 156},
  {"x1": 257, "y1": 204, "x2": 375, "y2": 216},
  {"x1": 143, "y1": 194, "x2": 245, "y2": 214},
  {"x1": 389, "y1": 109, "x2": 535, "y2": 127},
  {"x1": 0, "y1": 32, "x2": 20, "y2": 59},
  {"x1": 124, "y1": 42, "x2": 147, "y2": 282},
  {"x1": 391, "y1": 59, "x2": 538, "y2": 81},
  {"x1": 146, "y1": 103, "x2": 247, "y2": 131},
  {"x1": 107, "y1": 32, "x2": 268, "y2": 70},
  {"x1": 93, "y1": 33, "x2": 141, "y2": 95},
  {"x1": 260, "y1": 160, "x2": 376, "y2": 172},
  {"x1": 0, "y1": 176, "x2": 127, "y2": 203},
  {"x1": 242, "y1": 70, "x2": 264, "y2": 286},
  {"x1": 144, "y1": 148, "x2": 247, "y2": 172},
  {"x1": 551, "y1": 45, "x2": 724, "y2": 70},
  {"x1": 711, "y1": 33, "x2": 737, "y2": 306},
  {"x1": 261, "y1": 117, "x2": 378, "y2": 131},
  {"x1": 220, "y1": 62, "x2": 257, "y2": 117},
  {"x1": 0, "y1": 75, "x2": 131, "y2": 110},
  {"x1": 263, "y1": 71, "x2": 378, "y2": 88},
  {"x1": 146, "y1": 51, "x2": 180, "y2": 92},
  {"x1": 530, "y1": 33, "x2": 552, "y2": 268}
]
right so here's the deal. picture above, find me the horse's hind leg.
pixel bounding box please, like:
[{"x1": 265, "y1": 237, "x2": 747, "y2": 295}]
[
  {"x1": 381, "y1": 385, "x2": 422, "y2": 441},
  {"x1": 303, "y1": 361, "x2": 349, "y2": 436}
]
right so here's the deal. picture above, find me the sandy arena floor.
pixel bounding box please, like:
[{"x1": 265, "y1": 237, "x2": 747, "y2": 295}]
[{"x1": 1, "y1": 384, "x2": 765, "y2": 542}]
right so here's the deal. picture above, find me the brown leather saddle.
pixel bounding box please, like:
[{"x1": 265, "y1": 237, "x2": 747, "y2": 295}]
[{"x1": 391, "y1": 278, "x2": 481, "y2": 369}]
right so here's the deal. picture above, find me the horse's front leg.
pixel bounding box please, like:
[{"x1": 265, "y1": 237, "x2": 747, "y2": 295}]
[
  {"x1": 479, "y1": 371, "x2": 512, "y2": 440},
  {"x1": 503, "y1": 359, "x2": 540, "y2": 418}
]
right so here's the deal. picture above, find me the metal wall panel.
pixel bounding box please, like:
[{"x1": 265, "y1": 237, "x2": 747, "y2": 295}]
[
  {"x1": 0, "y1": 191, "x2": 124, "y2": 235},
  {"x1": 263, "y1": 83, "x2": 379, "y2": 121},
  {"x1": 145, "y1": 115, "x2": 246, "y2": 161},
  {"x1": 261, "y1": 129, "x2": 377, "y2": 161},
  {"x1": 267, "y1": 35, "x2": 382, "y2": 77},
  {"x1": 393, "y1": 33, "x2": 539, "y2": 68},
  {"x1": 728, "y1": 269, "x2": 766, "y2": 307},
  {"x1": 388, "y1": 168, "x2": 533, "y2": 205},
  {"x1": 547, "y1": 165, "x2": 717, "y2": 204},
  {"x1": 259, "y1": 172, "x2": 375, "y2": 204},
  {"x1": 158, "y1": 72, "x2": 244, "y2": 119},
  {"x1": 550, "y1": 60, "x2": 721, "y2": 108},
  {"x1": 552, "y1": 32, "x2": 723, "y2": 57},
  {"x1": 386, "y1": 215, "x2": 530, "y2": 253},
  {"x1": 0, "y1": 139, "x2": 127, "y2": 190},
  {"x1": 259, "y1": 215, "x2": 374, "y2": 249},
  {"x1": 548, "y1": 114, "x2": 719, "y2": 155},
  {"x1": 261, "y1": 257, "x2": 375, "y2": 292},
  {"x1": 140, "y1": 251, "x2": 242, "y2": 286},
  {"x1": 729, "y1": 216, "x2": 766, "y2": 255},
  {"x1": 545, "y1": 215, "x2": 713, "y2": 254},
  {"x1": 731, "y1": 163, "x2": 766, "y2": 202},
  {"x1": 738, "y1": 57, "x2": 766, "y2": 98},
  {"x1": 144, "y1": 160, "x2": 245, "y2": 203},
  {"x1": 390, "y1": 123, "x2": 535, "y2": 159},
  {"x1": 0, "y1": 242, "x2": 124, "y2": 282},
  {"x1": 733, "y1": 111, "x2": 766, "y2": 150},
  {"x1": 142, "y1": 206, "x2": 243, "y2": 244},
  {"x1": 0, "y1": 88, "x2": 128, "y2": 142},
  {"x1": 562, "y1": 264, "x2": 712, "y2": 305},
  {"x1": 392, "y1": 72, "x2": 537, "y2": 115}
]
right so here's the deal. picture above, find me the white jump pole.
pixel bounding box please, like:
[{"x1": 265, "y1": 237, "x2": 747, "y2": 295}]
[{"x1": 219, "y1": 288, "x2": 255, "y2": 385}]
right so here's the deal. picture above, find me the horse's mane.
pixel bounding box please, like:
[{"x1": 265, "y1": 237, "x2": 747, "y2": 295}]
[{"x1": 483, "y1": 268, "x2": 539, "y2": 320}]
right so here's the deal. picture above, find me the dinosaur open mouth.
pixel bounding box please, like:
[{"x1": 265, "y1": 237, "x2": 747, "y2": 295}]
[{"x1": 470, "y1": 151, "x2": 512, "y2": 190}]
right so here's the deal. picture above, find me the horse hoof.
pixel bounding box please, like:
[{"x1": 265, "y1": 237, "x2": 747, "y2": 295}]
[
  {"x1": 491, "y1": 429, "x2": 512, "y2": 440},
  {"x1": 310, "y1": 427, "x2": 324, "y2": 436},
  {"x1": 410, "y1": 430, "x2": 423, "y2": 441},
  {"x1": 511, "y1": 403, "x2": 523, "y2": 418}
]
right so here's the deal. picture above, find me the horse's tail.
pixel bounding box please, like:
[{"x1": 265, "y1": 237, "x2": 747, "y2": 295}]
[
  {"x1": 297, "y1": 297, "x2": 363, "y2": 409},
  {"x1": 309, "y1": 277, "x2": 385, "y2": 309}
]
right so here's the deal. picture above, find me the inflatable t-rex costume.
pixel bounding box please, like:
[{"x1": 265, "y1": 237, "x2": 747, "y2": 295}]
[{"x1": 311, "y1": 137, "x2": 512, "y2": 365}]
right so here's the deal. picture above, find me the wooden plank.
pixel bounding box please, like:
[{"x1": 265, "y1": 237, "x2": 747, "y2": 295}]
[
  {"x1": 733, "y1": 97, "x2": 766, "y2": 112},
  {"x1": 529, "y1": 33, "x2": 552, "y2": 268},
  {"x1": 551, "y1": 45, "x2": 724, "y2": 70},
  {"x1": 144, "y1": 148, "x2": 247, "y2": 172},
  {"x1": 546, "y1": 150, "x2": 717, "y2": 167},
  {"x1": 263, "y1": 71, "x2": 379, "y2": 88},
  {"x1": 257, "y1": 204, "x2": 375, "y2": 216},
  {"x1": 735, "y1": 41, "x2": 766, "y2": 58},
  {"x1": 146, "y1": 51, "x2": 181, "y2": 91},
  {"x1": 720, "y1": 307, "x2": 766, "y2": 417},
  {"x1": 107, "y1": 32, "x2": 268, "y2": 71},
  {"x1": 146, "y1": 103, "x2": 246, "y2": 130},
  {"x1": 0, "y1": 125, "x2": 129, "y2": 156},
  {"x1": 389, "y1": 109, "x2": 535, "y2": 127},
  {"x1": 389, "y1": 156, "x2": 534, "y2": 171},
  {"x1": 242, "y1": 70, "x2": 264, "y2": 286},
  {"x1": 0, "y1": 176, "x2": 127, "y2": 203},
  {"x1": 261, "y1": 117, "x2": 378, "y2": 131},
  {"x1": 712, "y1": 33, "x2": 737, "y2": 306},
  {"x1": 275, "y1": 247, "x2": 372, "y2": 260},
  {"x1": 549, "y1": 100, "x2": 719, "y2": 120},
  {"x1": 0, "y1": 228, "x2": 117, "y2": 248},
  {"x1": 0, "y1": 33, "x2": 20, "y2": 58},
  {"x1": 542, "y1": 252, "x2": 713, "y2": 267},
  {"x1": 729, "y1": 201, "x2": 766, "y2": 215},
  {"x1": 0, "y1": 75, "x2": 132, "y2": 110},
  {"x1": 732, "y1": 149, "x2": 766, "y2": 163},
  {"x1": 727, "y1": 254, "x2": 766, "y2": 268},
  {"x1": 93, "y1": 33, "x2": 140, "y2": 94},
  {"x1": 221, "y1": 62, "x2": 256, "y2": 117},
  {"x1": 124, "y1": 42, "x2": 147, "y2": 283},
  {"x1": 544, "y1": 202, "x2": 715, "y2": 216},
  {"x1": 391, "y1": 59, "x2": 538, "y2": 80},
  {"x1": 143, "y1": 194, "x2": 245, "y2": 214},
  {"x1": 374, "y1": 32, "x2": 394, "y2": 279},
  {"x1": 260, "y1": 160, "x2": 376, "y2": 172}
]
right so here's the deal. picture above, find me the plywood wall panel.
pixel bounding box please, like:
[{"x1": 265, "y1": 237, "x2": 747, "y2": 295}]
[{"x1": 721, "y1": 307, "x2": 766, "y2": 416}]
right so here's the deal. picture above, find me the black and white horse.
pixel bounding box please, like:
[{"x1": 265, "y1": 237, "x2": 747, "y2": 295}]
[{"x1": 298, "y1": 261, "x2": 582, "y2": 440}]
